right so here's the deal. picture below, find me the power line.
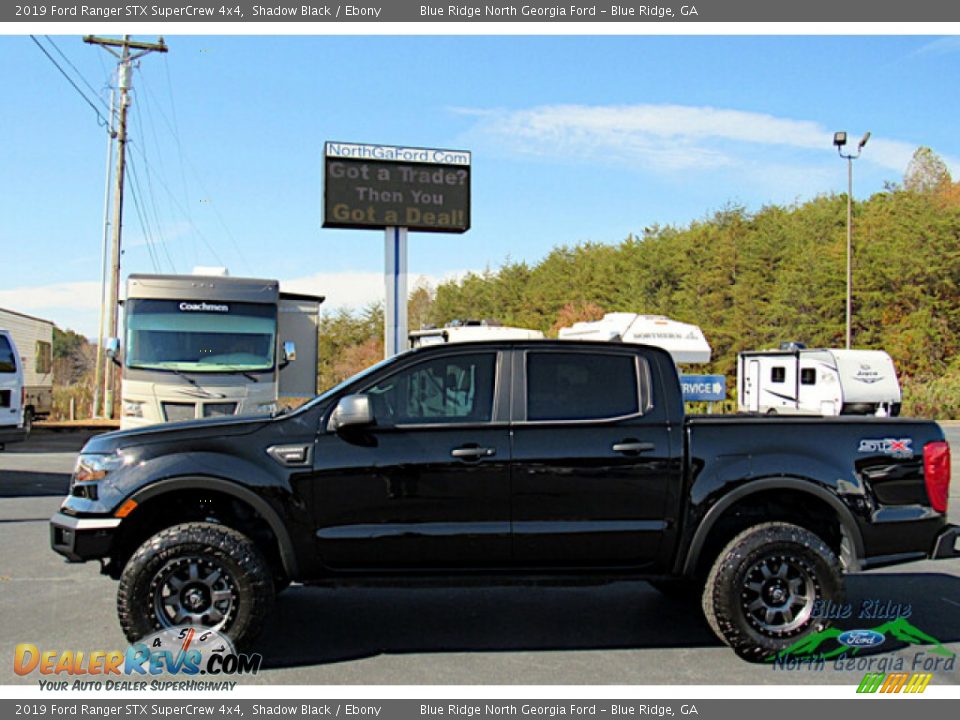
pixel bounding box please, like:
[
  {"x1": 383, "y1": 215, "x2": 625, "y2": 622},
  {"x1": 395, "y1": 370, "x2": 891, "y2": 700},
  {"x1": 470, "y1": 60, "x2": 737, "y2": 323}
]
[
  {"x1": 125, "y1": 153, "x2": 162, "y2": 273},
  {"x1": 43, "y1": 35, "x2": 110, "y2": 111},
  {"x1": 131, "y1": 88, "x2": 177, "y2": 273},
  {"x1": 133, "y1": 82, "x2": 178, "y2": 272},
  {"x1": 29, "y1": 35, "x2": 110, "y2": 129},
  {"x1": 127, "y1": 137, "x2": 227, "y2": 268},
  {"x1": 163, "y1": 55, "x2": 200, "y2": 268},
  {"x1": 139, "y1": 63, "x2": 253, "y2": 274}
]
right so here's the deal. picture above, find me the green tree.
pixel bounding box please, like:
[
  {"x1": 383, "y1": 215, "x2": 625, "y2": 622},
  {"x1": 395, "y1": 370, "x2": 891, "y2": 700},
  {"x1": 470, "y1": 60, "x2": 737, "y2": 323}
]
[{"x1": 904, "y1": 147, "x2": 952, "y2": 194}]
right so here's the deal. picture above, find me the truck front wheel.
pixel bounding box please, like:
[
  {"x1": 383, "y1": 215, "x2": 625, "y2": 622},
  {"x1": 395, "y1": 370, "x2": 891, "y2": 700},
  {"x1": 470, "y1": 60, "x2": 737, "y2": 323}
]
[
  {"x1": 701, "y1": 522, "x2": 844, "y2": 662},
  {"x1": 117, "y1": 522, "x2": 274, "y2": 650}
]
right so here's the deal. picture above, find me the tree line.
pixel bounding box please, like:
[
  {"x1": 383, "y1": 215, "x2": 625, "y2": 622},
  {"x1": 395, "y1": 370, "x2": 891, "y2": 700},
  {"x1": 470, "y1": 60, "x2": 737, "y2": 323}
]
[{"x1": 317, "y1": 149, "x2": 960, "y2": 417}]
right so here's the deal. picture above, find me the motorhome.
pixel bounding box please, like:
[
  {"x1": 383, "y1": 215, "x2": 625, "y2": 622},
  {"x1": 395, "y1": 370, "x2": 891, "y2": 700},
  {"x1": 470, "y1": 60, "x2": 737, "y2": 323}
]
[
  {"x1": 737, "y1": 346, "x2": 902, "y2": 416},
  {"x1": 0, "y1": 307, "x2": 54, "y2": 431},
  {"x1": 0, "y1": 330, "x2": 26, "y2": 448},
  {"x1": 409, "y1": 320, "x2": 544, "y2": 348},
  {"x1": 557, "y1": 313, "x2": 712, "y2": 365},
  {"x1": 115, "y1": 272, "x2": 323, "y2": 429}
]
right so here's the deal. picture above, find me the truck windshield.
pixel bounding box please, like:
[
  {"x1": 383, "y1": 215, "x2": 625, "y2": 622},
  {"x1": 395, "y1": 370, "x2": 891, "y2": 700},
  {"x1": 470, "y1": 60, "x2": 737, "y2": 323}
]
[
  {"x1": 0, "y1": 336, "x2": 15, "y2": 373},
  {"x1": 125, "y1": 299, "x2": 277, "y2": 373}
]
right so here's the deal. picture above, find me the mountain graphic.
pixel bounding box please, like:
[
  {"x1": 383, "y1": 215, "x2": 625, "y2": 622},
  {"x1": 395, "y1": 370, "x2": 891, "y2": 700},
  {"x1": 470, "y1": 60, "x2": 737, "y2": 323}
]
[{"x1": 768, "y1": 617, "x2": 956, "y2": 662}]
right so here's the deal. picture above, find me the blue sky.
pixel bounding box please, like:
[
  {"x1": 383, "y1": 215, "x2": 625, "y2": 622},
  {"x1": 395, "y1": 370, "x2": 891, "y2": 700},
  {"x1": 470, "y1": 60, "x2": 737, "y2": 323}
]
[{"x1": 2, "y1": 34, "x2": 959, "y2": 336}]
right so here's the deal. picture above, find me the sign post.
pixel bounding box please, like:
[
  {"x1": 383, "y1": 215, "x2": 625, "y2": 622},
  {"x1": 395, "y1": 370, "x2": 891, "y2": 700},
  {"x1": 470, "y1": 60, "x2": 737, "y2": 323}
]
[
  {"x1": 384, "y1": 226, "x2": 408, "y2": 358},
  {"x1": 323, "y1": 141, "x2": 471, "y2": 358}
]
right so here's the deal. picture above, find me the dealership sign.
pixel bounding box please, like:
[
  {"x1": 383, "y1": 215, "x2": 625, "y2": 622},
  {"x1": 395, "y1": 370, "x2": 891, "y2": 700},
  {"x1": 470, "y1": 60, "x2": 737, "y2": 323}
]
[
  {"x1": 323, "y1": 141, "x2": 471, "y2": 233},
  {"x1": 680, "y1": 375, "x2": 726, "y2": 402}
]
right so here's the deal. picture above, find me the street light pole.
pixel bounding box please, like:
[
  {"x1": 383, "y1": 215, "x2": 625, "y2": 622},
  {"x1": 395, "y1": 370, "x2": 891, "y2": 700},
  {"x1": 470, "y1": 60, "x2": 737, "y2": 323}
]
[
  {"x1": 846, "y1": 153, "x2": 853, "y2": 350},
  {"x1": 833, "y1": 131, "x2": 870, "y2": 350}
]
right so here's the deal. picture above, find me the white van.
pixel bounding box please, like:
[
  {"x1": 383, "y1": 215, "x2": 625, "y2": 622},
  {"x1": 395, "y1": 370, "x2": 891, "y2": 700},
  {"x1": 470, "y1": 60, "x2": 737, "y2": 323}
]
[
  {"x1": 738, "y1": 347, "x2": 902, "y2": 416},
  {"x1": 0, "y1": 308, "x2": 54, "y2": 426},
  {"x1": 0, "y1": 330, "x2": 27, "y2": 449}
]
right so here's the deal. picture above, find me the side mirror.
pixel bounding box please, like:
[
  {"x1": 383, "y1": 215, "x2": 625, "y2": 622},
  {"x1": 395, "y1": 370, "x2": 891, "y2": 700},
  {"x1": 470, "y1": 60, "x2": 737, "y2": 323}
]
[
  {"x1": 279, "y1": 340, "x2": 296, "y2": 370},
  {"x1": 105, "y1": 337, "x2": 121, "y2": 366},
  {"x1": 327, "y1": 394, "x2": 373, "y2": 432}
]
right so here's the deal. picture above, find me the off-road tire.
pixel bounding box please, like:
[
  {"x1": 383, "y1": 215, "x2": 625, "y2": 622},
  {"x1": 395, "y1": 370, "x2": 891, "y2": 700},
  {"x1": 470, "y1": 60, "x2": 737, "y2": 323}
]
[
  {"x1": 701, "y1": 522, "x2": 844, "y2": 662},
  {"x1": 117, "y1": 522, "x2": 274, "y2": 650}
]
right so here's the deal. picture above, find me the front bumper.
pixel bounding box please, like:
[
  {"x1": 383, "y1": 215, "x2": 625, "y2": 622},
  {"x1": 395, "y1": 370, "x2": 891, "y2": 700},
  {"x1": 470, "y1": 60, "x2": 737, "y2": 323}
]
[
  {"x1": 49, "y1": 512, "x2": 121, "y2": 563},
  {"x1": 931, "y1": 523, "x2": 960, "y2": 560}
]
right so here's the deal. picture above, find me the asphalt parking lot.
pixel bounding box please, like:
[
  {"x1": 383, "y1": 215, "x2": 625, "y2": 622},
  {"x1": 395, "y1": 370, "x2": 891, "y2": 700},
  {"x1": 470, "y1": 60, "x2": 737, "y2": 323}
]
[{"x1": 1, "y1": 427, "x2": 959, "y2": 686}]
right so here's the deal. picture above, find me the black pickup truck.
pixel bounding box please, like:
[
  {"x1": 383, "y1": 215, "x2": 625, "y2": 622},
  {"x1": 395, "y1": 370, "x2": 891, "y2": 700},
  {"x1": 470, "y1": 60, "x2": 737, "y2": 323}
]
[{"x1": 51, "y1": 340, "x2": 960, "y2": 660}]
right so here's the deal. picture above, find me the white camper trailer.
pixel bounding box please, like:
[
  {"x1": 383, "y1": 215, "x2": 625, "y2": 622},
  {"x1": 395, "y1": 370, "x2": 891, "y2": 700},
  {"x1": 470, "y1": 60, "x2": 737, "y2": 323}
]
[
  {"x1": 737, "y1": 347, "x2": 902, "y2": 416},
  {"x1": 409, "y1": 320, "x2": 544, "y2": 348},
  {"x1": 557, "y1": 313, "x2": 712, "y2": 365},
  {"x1": 0, "y1": 307, "x2": 54, "y2": 429}
]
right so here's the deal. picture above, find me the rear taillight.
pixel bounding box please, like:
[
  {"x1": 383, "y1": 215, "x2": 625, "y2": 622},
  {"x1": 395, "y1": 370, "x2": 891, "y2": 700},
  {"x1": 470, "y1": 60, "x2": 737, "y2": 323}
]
[
  {"x1": 923, "y1": 441, "x2": 951, "y2": 513},
  {"x1": 20, "y1": 387, "x2": 25, "y2": 406}
]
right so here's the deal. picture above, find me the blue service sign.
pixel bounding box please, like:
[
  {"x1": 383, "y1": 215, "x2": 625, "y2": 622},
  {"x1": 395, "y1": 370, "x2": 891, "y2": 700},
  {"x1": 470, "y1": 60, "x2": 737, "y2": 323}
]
[{"x1": 681, "y1": 375, "x2": 726, "y2": 402}]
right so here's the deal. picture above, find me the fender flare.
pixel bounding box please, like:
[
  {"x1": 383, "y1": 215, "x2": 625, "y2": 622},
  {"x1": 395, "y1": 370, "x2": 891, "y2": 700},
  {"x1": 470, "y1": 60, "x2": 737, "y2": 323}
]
[
  {"x1": 679, "y1": 476, "x2": 866, "y2": 576},
  {"x1": 128, "y1": 475, "x2": 300, "y2": 579}
]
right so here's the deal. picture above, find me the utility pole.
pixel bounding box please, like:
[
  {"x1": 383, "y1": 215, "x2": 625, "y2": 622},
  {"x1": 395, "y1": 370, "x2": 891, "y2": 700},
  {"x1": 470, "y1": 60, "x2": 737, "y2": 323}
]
[
  {"x1": 85, "y1": 35, "x2": 167, "y2": 418},
  {"x1": 91, "y1": 87, "x2": 116, "y2": 419}
]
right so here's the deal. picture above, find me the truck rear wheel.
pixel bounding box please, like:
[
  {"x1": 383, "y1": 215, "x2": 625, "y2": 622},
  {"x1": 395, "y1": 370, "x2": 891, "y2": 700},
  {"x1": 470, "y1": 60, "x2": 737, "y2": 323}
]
[
  {"x1": 701, "y1": 522, "x2": 844, "y2": 662},
  {"x1": 117, "y1": 522, "x2": 274, "y2": 650}
]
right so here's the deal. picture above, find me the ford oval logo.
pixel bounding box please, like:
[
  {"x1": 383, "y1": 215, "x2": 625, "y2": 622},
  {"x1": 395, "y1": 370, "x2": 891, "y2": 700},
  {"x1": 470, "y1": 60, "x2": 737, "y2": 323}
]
[{"x1": 838, "y1": 630, "x2": 886, "y2": 648}]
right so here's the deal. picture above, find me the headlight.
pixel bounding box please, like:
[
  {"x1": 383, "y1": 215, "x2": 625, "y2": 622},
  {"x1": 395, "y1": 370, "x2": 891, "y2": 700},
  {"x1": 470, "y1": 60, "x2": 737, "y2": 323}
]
[
  {"x1": 123, "y1": 400, "x2": 144, "y2": 418},
  {"x1": 73, "y1": 453, "x2": 126, "y2": 484},
  {"x1": 256, "y1": 402, "x2": 278, "y2": 415}
]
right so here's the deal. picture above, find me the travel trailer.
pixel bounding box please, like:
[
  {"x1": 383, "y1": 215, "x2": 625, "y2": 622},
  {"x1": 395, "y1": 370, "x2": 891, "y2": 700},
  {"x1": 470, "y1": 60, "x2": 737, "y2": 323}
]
[
  {"x1": 409, "y1": 320, "x2": 544, "y2": 348},
  {"x1": 114, "y1": 271, "x2": 323, "y2": 429},
  {"x1": 0, "y1": 307, "x2": 54, "y2": 431},
  {"x1": 557, "y1": 313, "x2": 712, "y2": 365},
  {"x1": 737, "y1": 346, "x2": 902, "y2": 416}
]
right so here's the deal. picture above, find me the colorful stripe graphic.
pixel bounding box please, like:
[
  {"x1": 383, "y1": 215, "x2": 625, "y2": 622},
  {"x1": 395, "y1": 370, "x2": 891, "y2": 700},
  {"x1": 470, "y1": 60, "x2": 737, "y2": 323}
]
[{"x1": 857, "y1": 672, "x2": 933, "y2": 694}]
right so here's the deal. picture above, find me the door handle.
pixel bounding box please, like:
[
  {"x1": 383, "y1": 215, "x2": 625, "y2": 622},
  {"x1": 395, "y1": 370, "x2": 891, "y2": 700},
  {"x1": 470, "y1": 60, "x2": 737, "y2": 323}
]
[
  {"x1": 612, "y1": 441, "x2": 655, "y2": 455},
  {"x1": 451, "y1": 446, "x2": 496, "y2": 459}
]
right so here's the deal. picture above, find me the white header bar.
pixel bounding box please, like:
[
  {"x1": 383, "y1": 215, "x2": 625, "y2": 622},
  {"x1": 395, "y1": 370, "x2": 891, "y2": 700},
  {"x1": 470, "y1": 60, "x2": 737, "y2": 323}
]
[{"x1": 325, "y1": 141, "x2": 471, "y2": 166}]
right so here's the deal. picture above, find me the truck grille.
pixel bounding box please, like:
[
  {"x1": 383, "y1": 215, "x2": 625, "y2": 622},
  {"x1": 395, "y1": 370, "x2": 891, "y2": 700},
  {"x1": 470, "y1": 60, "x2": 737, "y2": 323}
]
[
  {"x1": 203, "y1": 403, "x2": 238, "y2": 418},
  {"x1": 162, "y1": 402, "x2": 196, "y2": 422}
]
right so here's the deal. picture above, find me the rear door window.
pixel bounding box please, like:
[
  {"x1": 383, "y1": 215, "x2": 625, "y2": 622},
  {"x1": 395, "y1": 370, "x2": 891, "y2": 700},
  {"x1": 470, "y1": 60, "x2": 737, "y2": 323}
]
[
  {"x1": 0, "y1": 337, "x2": 16, "y2": 373},
  {"x1": 526, "y1": 352, "x2": 640, "y2": 421}
]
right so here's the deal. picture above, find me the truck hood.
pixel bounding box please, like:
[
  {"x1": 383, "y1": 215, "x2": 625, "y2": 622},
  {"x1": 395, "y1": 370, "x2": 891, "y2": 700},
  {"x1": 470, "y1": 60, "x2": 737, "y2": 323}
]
[{"x1": 83, "y1": 414, "x2": 271, "y2": 454}]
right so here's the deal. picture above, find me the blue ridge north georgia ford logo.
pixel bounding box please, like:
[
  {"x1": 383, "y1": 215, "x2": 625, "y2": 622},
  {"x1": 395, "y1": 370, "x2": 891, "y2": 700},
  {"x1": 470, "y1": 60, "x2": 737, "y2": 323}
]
[{"x1": 837, "y1": 630, "x2": 887, "y2": 648}]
